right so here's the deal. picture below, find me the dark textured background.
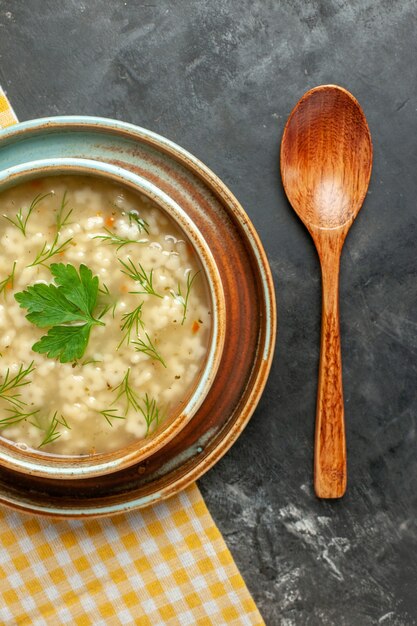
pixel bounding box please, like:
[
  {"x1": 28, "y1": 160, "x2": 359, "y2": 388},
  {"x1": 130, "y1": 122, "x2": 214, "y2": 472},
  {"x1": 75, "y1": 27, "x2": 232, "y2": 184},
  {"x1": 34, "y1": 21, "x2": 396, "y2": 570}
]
[{"x1": 1, "y1": 1, "x2": 417, "y2": 624}]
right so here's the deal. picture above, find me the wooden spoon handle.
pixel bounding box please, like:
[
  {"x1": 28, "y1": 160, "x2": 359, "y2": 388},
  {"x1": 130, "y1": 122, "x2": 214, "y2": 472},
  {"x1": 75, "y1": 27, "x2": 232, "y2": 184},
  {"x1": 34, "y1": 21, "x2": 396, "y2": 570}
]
[{"x1": 314, "y1": 237, "x2": 347, "y2": 498}]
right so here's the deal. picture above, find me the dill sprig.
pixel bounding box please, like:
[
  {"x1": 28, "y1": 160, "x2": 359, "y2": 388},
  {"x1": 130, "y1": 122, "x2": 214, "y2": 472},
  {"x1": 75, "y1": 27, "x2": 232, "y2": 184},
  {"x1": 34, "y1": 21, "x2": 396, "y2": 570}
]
[
  {"x1": 0, "y1": 407, "x2": 40, "y2": 429},
  {"x1": 119, "y1": 258, "x2": 162, "y2": 298},
  {"x1": 93, "y1": 228, "x2": 145, "y2": 251},
  {"x1": 133, "y1": 332, "x2": 167, "y2": 368},
  {"x1": 117, "y1": 303, "x2": 145, "y2": 349},
  {"x1": 111, "y1": 368, "x2": 140, "y2": 415},
  {"x1": 100, "y1": 369, "x2": 164, "y2": 435},
  {"x1": 0, "y1": 261, "x2": 17, "y2": 297},
  {"x1": 38, "y1": 411, "x2": 71, "y2": 447},
  {"x1": 171, "y1": 270, "x2": 200, "y2": 325},
  {"x1": 28, "y1": 233, "x2": 73, "y2": 267},
  {"x1": 98, "y1": 408, "x2": 126, "y2": 427},
  {"x1": 139, "y1": 394, "x2": 162, "y2": 436},
  {"x1": 99, "y1": 394, "x2": 163, "y2": 435},
  {"x1": 81, "y1": 358, "x2": 102, "y2": 366},
  {"x1": 97, "y1": 283, "x2": 118, "y2": 319},
  {"x1": 3, "y1": 192, "x2": 52, "y2": 237},
  {"x1": 0, "y1": 362, "x2": 36, "y2": 410},
  {"x1": 56, "y1": 191, "x2": 73, "y2": 232},
  {"x1": 128, "y1": 210, "x2": 149, "y2": 234},
  {"x1": 98, "y1": 283, "x2": 111, "y2": 297}
]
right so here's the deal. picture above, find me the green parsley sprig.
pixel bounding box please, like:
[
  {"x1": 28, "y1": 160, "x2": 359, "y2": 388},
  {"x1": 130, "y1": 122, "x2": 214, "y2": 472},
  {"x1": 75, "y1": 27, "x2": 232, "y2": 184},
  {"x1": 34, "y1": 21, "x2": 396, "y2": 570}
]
[{"x1": 15, "y1": 263, "x2": 105, "y2": 363}]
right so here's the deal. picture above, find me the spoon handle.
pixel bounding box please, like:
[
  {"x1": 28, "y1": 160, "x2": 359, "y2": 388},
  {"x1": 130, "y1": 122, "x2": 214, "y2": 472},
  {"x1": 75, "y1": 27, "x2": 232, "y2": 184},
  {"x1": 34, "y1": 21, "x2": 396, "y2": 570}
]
[{"x1": 314, "y1": 235, "x2": 347, "y2": 498}]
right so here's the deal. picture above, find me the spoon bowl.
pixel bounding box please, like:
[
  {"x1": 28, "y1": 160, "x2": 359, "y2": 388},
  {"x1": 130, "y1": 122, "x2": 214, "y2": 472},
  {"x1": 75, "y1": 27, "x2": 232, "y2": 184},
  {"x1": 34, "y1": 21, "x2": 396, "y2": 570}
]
[
  {"x1": 281, "y1": 85, "x2": 372, "y2": 231},
  {"x1": 281, "y1": 85, "x2": 372, "y2": 498}
]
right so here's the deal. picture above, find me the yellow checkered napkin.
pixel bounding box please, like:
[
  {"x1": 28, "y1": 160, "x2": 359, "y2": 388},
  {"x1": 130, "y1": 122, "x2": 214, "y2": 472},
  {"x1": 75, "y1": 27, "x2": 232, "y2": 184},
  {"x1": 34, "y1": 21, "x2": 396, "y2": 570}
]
[
  {"x1": 0, "y1": 485, "x2": 263, "y2": 625},
  {"x1": 0, "y1": 90, "x2": 265, "y2": 625},
  {"x1": 0, "y1": 87, "x2": 18, "y2": 128}
]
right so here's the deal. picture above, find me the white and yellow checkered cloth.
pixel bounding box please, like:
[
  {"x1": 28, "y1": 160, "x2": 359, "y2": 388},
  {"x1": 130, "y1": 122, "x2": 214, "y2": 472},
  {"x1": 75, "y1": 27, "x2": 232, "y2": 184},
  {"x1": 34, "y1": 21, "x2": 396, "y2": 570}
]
[
  {"x1": 0, "y1": 88, "x2": 264, "y2": 626},
  {"x1": 0, "y1": 87, "x2": 18, "y2": 128}
]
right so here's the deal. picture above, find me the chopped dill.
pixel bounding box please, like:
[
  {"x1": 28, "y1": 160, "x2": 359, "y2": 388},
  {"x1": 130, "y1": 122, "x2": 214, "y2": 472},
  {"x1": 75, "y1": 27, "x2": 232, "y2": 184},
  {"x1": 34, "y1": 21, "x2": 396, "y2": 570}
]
[
  {"x1": 139, "y1": 394, "x2": 163, "y2": 436},
  {"x1": 98, "y1": 283, "x2": 111, "y2": 296},
  {"x1": 111, "y1": 368, "x2": 140, "y2": 415},
  {"x1": 99, "y1": 393, "x2": 163, "y2": 436},
  {"x1": 81, "y1": 358, "x2": 102, "y2": 366},
  {"x1": 56, "y1": 191, "x2": 73, "y2": 232},
  {"x1": 3, "y1": 192, "x2": 52, "y2": 237},
  {"x1": 0, "y1": 407, "x2": 40, "y2": 429},
  {"x1": 97, "y1": 283, "x2": 118, "y2": 319},
  {"x1": 117, "y1": 303, "x2": 145, "y2": 349},
  {"x1": 128, "y1": 210, "x2": 149, "y2": 234},
  {"x1": 93, "y1": 228, "x2": 145, "y2": 251},
  {"x1": 133, "y1": 332, "x2": 167, "y2": 368},
  {"x1": 37, "y1": 411, "x2": 71, "y2": 447},
  {"x1": 0, "y1": 362, "x2": 36, "y2": 410},
  {"x1": 0, "y1": 261, "x2": 16, "y2": 297},
  {"x1": 28, "y1": 233, "x2": 73, "y2": 267},
  {"x1": 119, "y1": 258, "x2": 162, "y2": 298},
  {"x1": 98, "y1": 408, "x2": 126, "y2": 427},
  {"x1": 171, "y1": 270, "x2": 200, "y2": 325},
  {"x1": 101, "y1": 368, "x2": 164, "y2": 435}
]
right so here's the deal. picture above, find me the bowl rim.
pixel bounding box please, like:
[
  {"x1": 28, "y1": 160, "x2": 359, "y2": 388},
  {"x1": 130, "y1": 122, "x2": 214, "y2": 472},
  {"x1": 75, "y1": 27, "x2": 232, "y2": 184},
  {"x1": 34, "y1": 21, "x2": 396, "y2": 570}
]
[{"x1": 0, "y1": 157, "x2": 226, "y2": 478}]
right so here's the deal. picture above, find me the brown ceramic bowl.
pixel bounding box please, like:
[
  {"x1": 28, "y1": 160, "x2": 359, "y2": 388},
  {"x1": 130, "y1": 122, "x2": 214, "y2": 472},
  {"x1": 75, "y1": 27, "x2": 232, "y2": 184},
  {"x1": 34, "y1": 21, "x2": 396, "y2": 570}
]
[
  {"x1": 0, "y1": 159, "x2": 226, "y2": 479},
  {"x1": 0, "y1": 117, "x2": 276, "y2": 516}
]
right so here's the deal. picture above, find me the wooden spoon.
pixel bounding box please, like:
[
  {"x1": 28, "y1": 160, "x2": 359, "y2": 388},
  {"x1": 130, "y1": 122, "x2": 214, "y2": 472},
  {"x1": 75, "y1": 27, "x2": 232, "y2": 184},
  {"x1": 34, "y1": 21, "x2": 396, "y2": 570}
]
[{"x1": 280, "y1": 85, "x2": 372, "y2": 498}]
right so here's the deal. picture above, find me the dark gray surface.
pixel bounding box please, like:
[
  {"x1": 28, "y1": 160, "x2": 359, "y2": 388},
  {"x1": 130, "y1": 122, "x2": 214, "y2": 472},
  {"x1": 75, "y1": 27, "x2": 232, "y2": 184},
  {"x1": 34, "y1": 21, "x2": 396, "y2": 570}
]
[{"x1": 1, "y1": 1, "x2": 416, "y2": 624}]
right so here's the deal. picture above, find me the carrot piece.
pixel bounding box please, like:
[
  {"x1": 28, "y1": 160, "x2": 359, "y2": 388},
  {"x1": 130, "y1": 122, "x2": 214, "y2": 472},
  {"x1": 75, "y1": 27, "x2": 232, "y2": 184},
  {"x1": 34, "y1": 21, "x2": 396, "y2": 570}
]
[{"x1": 192, "y1": 321, "x2": 200, "y2": 334}]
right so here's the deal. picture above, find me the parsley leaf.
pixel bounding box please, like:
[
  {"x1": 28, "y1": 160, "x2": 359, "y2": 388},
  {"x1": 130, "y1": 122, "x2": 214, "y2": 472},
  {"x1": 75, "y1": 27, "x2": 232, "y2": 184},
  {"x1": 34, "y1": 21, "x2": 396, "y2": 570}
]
[
  {"x1": 15, "y1": 263, "x2": 105, "y2": 363},
  {"x1": 50, "y1": 263, "x2": 99, "y2": 319},
  {"x1": 15, "y1": 283, "x2": 85, "y2": 327},
  {"x1": 32, "y1": 324, "x2": 92, "y2": 362}
]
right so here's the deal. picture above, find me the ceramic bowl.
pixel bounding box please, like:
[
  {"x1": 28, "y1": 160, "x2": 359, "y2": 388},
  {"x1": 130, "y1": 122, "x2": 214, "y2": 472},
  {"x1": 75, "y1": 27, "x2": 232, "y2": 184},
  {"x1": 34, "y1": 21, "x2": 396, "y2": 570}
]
[
  {"x1": 0, "y1": 117, "x2": 276, "y2": 516},
  {"x1": 0, "y1": 157, "x2": 226, "y2": 479}
]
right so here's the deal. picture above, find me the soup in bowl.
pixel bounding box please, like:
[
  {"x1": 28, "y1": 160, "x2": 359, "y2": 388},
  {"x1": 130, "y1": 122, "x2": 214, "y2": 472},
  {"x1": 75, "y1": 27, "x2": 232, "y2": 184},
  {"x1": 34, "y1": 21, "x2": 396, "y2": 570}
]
[{"x1": 0, "y1": 160, "x2": 225, "y2": 478}]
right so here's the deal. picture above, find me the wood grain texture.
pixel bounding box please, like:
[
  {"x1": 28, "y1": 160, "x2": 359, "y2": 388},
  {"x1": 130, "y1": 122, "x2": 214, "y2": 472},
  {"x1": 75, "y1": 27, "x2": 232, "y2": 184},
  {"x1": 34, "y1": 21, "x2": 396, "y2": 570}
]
[
  {"x1": 281, "y1": 85, "x2": 372, "y2": 499},
  {"x1": 315, "y1": 230, "x2": 346, "y2": 498}
]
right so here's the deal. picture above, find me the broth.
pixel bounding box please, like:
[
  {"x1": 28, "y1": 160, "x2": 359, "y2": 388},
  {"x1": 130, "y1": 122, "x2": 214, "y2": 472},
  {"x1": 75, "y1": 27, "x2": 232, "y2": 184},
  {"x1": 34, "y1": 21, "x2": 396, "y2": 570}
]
[{"x1": 0, "y1": 176, "x2": 211, "y2": 455}]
